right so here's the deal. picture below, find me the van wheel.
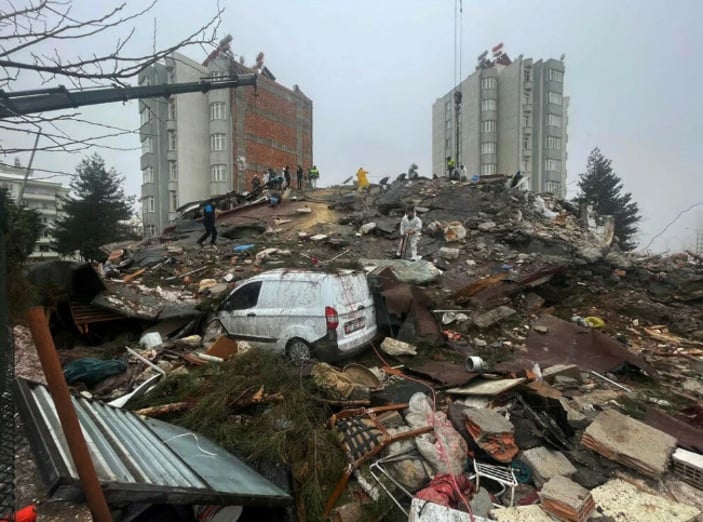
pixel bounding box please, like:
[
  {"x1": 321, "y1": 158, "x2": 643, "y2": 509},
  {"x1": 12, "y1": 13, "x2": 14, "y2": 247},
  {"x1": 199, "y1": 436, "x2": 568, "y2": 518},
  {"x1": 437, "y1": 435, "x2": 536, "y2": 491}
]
[{"x1": 286, "y1": 338, "x2": 312, "y2": 363}]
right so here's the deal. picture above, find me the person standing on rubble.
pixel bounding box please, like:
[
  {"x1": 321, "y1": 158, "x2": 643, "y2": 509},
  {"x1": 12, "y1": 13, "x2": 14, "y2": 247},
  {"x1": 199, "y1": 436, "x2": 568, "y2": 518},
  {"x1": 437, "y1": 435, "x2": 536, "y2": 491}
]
[
  {"x1": 396, "y1": 206, "x2": 422, "y2": 260},
  {"x1": 197, "y1": 198, "x2": 218, "y2": 248},
  {"x1": 296, "y1": 164, "x2": 304, "y2": 190},
  {"x1": 446, "y1": 156, "x2": 456, "y2": 178},
  {"x1": 251, "y1": 173, "x2": 260, "y2": 192},
  {"x1": 283, "y1": 166, "x2": 291, "y2": 189},
  {"x1": 262, "y1": 169, "x2": 270, "y2": 187},
  {"x1": 459, "y1": 164, "x2": 468, "y2": 181},
  {"x1": 309, "y1": 165, "x2": 320, "y2": 189}
]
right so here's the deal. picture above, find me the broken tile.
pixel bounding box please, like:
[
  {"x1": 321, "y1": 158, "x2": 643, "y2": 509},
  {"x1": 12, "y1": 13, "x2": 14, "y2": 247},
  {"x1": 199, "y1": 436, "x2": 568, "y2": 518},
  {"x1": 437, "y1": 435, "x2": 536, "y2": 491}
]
[
  {"x1": 582, "y1": 409, "x2": 677, "y2": 478},
  {"x1": 591, "y1": 479, "x2": 700, "y2": 521},
  {"x1": 539, "y1": 476, "x2": 595, "y2": 522},
  {"x1": 462, "y1": 406, "x2": 519, "y2": 463},
  {"x1": 521, "y1": 446, "x2": 577, "y2": 488}
]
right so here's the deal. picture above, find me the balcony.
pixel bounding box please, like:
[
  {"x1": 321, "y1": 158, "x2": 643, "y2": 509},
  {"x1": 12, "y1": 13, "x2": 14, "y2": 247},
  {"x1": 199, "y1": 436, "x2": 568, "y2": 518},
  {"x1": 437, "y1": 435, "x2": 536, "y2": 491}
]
[
  {"x1": 523, "y1": 80, "x2": 533, "y2": 91},
  {"x1": 522, "y1": 126, "x2": 532, "y2": 135},
  {"x1": 523, "y1": 103, "x2": 532, "y2": 113},
  {"x1": 522, "y1": 148, "x2": 532, "y2": 158}
]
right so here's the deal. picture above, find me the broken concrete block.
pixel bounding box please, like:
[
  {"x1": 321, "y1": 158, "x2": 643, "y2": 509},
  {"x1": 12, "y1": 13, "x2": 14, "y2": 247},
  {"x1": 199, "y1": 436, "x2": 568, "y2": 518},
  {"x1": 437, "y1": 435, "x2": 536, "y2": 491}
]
[
  {"x1": 470, "y1": 487, "x2": 494, "y2": 519},
  {"x1": 478, "y1": 221, "x2": 497, "y2": 231},
  {"x1": 410, "y1": 498, "x2": 492, "y2": 522},
  {"x1": 294, "y1": 207, "x2": 312, "y2": 214},
  {"x1": 521, "y1": 446, "x2": 577, "y2": 488},
  {"x1": 491, "y1": 505, "x2": 554, "y2": 522},
  {"x1": 539, "y1": 476, "x2": 595, "y2": 522},
  {"x1": 542, "y1": 364, "x2": 582, "y2": 384},
  {"x1": 558, "y1": 399, "x2": 589, "y2": 429},
  {"x1": 582, "y1": 409, "x2": 677, "y2": 478},
  {"x1": 591, "y1": 479, "x2": 700, "y2": 521},
  {"x1": 473, "y1": 306, "x2": 516, "y2": 328},
  {"x1": 438, "y1": 247, "x2": 460, "y2": 260},
  {"x1": 360, "y1": 259, "x2": 442, "y2": 285},
  {"x1": 462, "y1": 406, "x2": 519, "y2": 462},
  {"x1": 310, "y1": 234, "x2": 328, "y2": 241},
  {"x1": 380, "y1": 337, "x2": 417, "y2": 356}
]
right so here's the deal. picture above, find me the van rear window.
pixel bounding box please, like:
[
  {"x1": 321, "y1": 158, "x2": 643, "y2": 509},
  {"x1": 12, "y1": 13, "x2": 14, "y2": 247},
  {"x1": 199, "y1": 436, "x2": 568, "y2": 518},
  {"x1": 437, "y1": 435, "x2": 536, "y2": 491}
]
[{"x1": 334, "y1": 274, "x2": 369, "y2": 306}]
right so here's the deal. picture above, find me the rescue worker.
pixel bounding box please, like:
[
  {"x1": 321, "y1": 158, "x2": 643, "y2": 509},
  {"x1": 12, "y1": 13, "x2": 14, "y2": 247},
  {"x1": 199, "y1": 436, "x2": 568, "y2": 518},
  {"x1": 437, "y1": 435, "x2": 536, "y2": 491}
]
[
  {"x1": 251, "y1": 173, "x2": 261, "y2": 192},
  {"x1": 396, "y1": 206, "x2": 422, "y2": 261},
  {"x1": 446, "y1": 157, "x2": 456, "y2": 178},
  {"x1": 197, "y1": 198, "x2": 218, "y2": 248},
  {"x1": 459, "y1": 164, "x2": 468, "y2": 181},
  {"x1": 296, "y1": 164, "x2": 304, "y2": 190},
  {"x1": 309, "y1": 165, "x2": 320, "y2": 189},
  {"x1": 356, "y1": 167, "x2": 369, "y2": 189},
  {"x1": 283, "y1": 166, "x2": 291, "y2": 189}
]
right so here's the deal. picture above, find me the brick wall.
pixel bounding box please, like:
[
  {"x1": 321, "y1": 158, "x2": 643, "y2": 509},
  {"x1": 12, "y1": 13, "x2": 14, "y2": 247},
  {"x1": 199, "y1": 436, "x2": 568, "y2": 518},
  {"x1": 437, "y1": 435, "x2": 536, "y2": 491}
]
[{"x1": 231, "y1": 73, "x2": 312, "y2": 191}]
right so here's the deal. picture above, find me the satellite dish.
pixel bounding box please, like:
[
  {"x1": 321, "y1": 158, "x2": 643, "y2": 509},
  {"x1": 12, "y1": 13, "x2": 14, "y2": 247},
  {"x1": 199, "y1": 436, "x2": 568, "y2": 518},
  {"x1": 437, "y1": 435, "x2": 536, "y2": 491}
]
[{"x1": 560, "y1": 54, "x2": 566, "y2": 61}]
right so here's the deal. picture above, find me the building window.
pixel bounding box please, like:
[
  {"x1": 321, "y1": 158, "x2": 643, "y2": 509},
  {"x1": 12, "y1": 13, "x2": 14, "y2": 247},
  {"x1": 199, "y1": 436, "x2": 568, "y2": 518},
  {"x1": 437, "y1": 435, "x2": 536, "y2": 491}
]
[
  {"x1": 445, "y1": 137, "x2": 451, "y2": 151},
  {"x1": 481, "y1": 163, "x2": 496, "y2": 176},
  {"x1": 546, "y1": 136, "x2": 562, "y2": 150},
  {"x1": 168, "y1": 130, "x2": 177, "y2": 150},
  {"x1": 445, "y1": 119, "x2": 452, "y2": 130},
  {"x1": 210, "y1": 102, "x2": 226, "y2": 121},
  {"x1": 210, "y1": 133, "x2": 226, "y2": 151},
  {"x1": 481, "y1": 142, "x2": 496, "y2": 154},
  {"x1": 481, "y1": 77, "x2": 497, "y2": 90},
  {"x1": 140, "y1": 108, "x2": 151, "y2": 126},
  {"x1": 169, "y1": 161, "x2": 178, "y2": 180},
  {"x1": 548, "y1": 91, "x2": 562, "y2": 105},
  {"x1": 168, "y1": 99, "x2": 176, "y2": 119},
  {"x1": 140, "y1": 75, "x2": 151, "y2": 86},
  {"x1": 547, "y1": 114, "x2": 562, "y2": 128},
  {"x1": 524, "y1": 69, "x2": 531, "y2": 83},
  {"x1": 445, "y1": 100, "x2": 451, "y2": 121},
  {"x1": 143, "y1": 167, "x2": 154, "y2": 183},
  {"x1": 211, "y1": 164, "x2": 226, "y2": 182},
  {"x1": 141, "y1": 137, "x2": 152, "y2": 155},
  {"x1": 545, "y1": 181, "x2": 561, "y2": 193},
  {"x1": 548, "y1": 69, "x2": 564, "y2": 82},
  {"x1": 481, "y1": 120, "x2": 496, "y2": 133},
  {"x1": 545, "y1": 159, "x2": 562, "y2": 171},
  {"x1": 481, "y1": 99, "x2": 497, "y2": 112},
  {"x1": 169, "y1": 190, "x2": 177, "y2": 212},
  {"x1": 143, "y1": 196, "x2": 155, "y2": 213}
]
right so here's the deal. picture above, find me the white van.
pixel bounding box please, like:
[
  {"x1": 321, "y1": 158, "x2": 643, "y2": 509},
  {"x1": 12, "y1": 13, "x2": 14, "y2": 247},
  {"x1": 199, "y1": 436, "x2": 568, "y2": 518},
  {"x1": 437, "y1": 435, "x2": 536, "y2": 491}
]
[{"x1": 216, "y1": 269, "x2": 378, "y2": 361}]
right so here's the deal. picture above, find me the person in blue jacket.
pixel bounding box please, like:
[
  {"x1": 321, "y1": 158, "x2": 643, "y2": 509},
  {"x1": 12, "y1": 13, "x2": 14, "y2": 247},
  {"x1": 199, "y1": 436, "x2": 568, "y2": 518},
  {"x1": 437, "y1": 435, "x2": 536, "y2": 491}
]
[{"x1": 197, "y1": 199, "x2": 218, "y2": 247}]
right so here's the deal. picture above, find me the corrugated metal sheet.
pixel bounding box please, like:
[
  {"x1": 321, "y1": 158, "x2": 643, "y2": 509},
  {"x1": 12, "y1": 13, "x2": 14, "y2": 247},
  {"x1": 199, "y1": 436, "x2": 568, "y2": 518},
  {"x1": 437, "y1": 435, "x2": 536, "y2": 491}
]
[{"x1": 15, "y1": 378, "x2": 292, "y2": 507}]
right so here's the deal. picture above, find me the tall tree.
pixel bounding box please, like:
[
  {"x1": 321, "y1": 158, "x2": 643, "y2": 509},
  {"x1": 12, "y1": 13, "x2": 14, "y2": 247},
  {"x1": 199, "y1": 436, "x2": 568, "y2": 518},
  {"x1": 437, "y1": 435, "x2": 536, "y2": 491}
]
[
  {"x1": 574, "y1": 148, "x2": 641, "y2": 251},
  {"x1": 52, "y1": 154, "x2": 134, "y2": 260}
]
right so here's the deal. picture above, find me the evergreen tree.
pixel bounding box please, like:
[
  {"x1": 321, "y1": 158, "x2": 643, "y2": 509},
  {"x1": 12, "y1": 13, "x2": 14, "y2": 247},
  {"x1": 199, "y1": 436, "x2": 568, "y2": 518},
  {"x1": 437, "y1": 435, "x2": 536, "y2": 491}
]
[
  {"x1": 574, "y1": 148, "x2": 641, "y2": 251},
  {"x1": 1, "y1": 188, "x2": 43, "y2": 319},
  {"x1": 53, "y1": 154, "x2": 135, "y2": 260}
]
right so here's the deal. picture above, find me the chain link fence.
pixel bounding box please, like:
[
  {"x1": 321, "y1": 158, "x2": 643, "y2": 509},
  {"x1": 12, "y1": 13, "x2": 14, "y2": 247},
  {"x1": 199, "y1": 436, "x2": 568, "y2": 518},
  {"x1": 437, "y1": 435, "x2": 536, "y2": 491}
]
[{"x1": 0, "y1": 328, "x2": 15, "y2": 518}]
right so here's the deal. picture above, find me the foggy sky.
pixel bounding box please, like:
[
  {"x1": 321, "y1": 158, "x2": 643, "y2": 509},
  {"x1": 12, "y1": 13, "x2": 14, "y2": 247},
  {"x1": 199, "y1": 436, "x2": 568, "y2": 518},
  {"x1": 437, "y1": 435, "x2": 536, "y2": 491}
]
[{"x1": 3, "y1": 0, "x2": 702, "y2": 252}]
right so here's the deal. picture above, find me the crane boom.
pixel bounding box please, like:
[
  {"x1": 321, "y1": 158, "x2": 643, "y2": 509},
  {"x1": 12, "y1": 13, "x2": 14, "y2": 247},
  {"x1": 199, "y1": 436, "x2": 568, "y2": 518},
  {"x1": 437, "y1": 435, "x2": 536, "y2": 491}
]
[{"x1": 0, "y1": 73, "x2": 257, "y2": 118}]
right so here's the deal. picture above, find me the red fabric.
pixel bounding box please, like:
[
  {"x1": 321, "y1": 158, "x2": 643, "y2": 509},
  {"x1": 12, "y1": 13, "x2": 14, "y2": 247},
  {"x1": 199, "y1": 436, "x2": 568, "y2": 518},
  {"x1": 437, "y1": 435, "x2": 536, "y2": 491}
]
[{"x1": 414, "y1": 474, "x2": 473, "y2": 508}]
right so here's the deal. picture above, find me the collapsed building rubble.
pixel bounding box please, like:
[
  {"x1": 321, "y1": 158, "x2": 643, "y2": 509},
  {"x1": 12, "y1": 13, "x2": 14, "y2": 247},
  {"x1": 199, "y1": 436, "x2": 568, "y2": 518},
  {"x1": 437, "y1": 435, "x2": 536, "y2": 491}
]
[{"x1": 14, "y1": 176, "x2": 703, "y2": 521}]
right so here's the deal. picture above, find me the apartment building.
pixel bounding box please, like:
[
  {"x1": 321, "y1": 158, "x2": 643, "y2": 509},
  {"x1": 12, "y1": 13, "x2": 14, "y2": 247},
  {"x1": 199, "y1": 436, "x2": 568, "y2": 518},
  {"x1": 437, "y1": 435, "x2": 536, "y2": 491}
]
[
  {"x1": 0, "y1": 159, "x2": 69, "y2": 259},
  {"x1": 138, "y1": 46, "x2": 312, "y2": 236},
  {"x1": 432, "y1": 51, "x2": 569, "y2": 196}
]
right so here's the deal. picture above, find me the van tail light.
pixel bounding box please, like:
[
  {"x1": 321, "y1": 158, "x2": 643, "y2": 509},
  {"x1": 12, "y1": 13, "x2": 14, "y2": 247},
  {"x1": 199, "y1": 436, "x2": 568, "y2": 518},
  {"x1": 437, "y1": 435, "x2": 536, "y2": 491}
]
[{"x1": 325, "y1": 306, "x2": 339, "y2": 330}]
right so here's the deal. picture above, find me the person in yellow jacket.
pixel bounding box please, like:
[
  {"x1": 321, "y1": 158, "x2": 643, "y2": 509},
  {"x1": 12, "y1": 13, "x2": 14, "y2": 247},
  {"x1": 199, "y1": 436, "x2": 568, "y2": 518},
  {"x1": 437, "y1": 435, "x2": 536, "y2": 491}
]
[
  {"x1": 308, "y1": 165, "x2": 320, "y2": 189},
  {"x1": 356, "y1": 167, "x2": 369, "y2": 189}
]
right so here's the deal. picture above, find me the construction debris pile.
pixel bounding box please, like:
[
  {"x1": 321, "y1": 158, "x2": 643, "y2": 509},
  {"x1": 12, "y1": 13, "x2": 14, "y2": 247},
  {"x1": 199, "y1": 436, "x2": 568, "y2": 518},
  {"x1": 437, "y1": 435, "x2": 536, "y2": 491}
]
[{"x1": 15, "y1": 176, "x2": 703, "y2": 522}]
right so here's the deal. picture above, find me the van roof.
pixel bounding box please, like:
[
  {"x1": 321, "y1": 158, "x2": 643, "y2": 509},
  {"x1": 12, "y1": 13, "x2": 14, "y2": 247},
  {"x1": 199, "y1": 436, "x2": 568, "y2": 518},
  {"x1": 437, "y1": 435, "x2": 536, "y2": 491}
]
[{"x1": 247, "y1": 268, "x2": 361, "y2": 283}]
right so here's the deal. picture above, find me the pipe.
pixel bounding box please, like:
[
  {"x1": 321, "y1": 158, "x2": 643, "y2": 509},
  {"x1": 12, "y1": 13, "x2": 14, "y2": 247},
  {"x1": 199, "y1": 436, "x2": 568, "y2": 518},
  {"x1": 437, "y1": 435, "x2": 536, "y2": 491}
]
[{"x1": 26, "y1": 307, "x2": 113, "y2": 522}]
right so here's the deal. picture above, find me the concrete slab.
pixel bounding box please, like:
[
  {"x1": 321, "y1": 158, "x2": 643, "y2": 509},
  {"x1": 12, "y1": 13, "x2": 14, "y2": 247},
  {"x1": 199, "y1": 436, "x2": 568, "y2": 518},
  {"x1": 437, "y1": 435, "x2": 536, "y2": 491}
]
[
  {"x1": 491, "y1": 505, "x2": 554, "y2": 522},
  {"x1": 408, "y1": 498, "x2": 491, "y2": 522},
  {"x1": 521, "y1": 446, "x2": 577, "y2": 488},
  {"x1": 447, "y1": 377, "x2": 525, "y2": 396},
  {"x1": 462, "y1": 406, "x2": 514, "y2": 433},
  {"x1": 582, "y1": 409, "x2": 677, "y2": 478},
  {"x1": 591, "y1": 479, "x2": 700, "y2": 522}
]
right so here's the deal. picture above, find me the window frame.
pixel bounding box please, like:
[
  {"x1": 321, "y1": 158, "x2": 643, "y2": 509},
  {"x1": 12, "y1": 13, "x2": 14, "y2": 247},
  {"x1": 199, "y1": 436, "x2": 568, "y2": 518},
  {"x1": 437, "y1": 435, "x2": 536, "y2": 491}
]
[
  {"x1": 210, "y1": 133, "x2": 226, "y2": 151},
  {"x1": 481, "y1": 142, "x2": 496, "y2": 154},
  {"x1": 223, "y1": 281, "x2": 262, "y2": 311},
  {"x1": 481, "y1": 120, "x2": 496, "y2": 133},
  {"x1": 211, "y1": 164, "x2": 226, "y2": 182},
  {"x1": 168, "y1": 130, "x2": 177, "y2": 150},
  {"x1": 143, "y1": 166, "x2": 154, "y2": 183}
]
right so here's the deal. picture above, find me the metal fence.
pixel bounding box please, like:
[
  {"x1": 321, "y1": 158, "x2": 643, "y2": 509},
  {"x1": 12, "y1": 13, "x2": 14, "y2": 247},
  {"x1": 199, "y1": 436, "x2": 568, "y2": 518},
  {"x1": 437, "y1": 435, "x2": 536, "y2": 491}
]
[{"x1": 0, "y1": 328, "x2": 15, "y2": 518}]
